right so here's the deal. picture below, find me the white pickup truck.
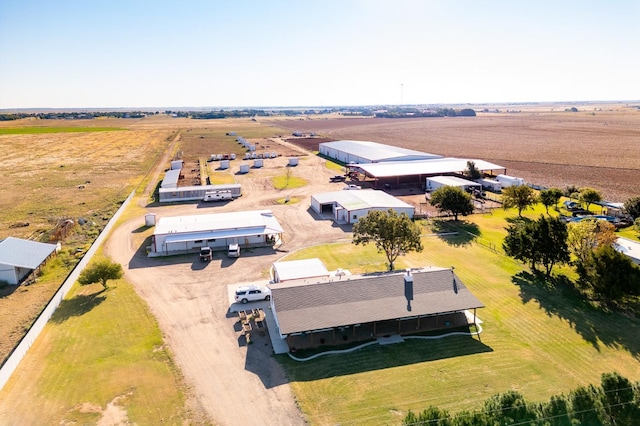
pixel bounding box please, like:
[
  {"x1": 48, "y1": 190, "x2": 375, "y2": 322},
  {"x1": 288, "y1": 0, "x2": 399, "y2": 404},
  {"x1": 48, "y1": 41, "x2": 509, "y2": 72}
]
[{"x1": 343, "y1": 184, "x2": 362, "y2": 190}]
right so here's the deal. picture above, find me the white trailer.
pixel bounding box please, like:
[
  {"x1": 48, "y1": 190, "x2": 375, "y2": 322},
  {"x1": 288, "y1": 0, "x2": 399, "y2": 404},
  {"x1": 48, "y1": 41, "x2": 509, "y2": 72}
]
[
  {"x1": 476, "y1": 178, "x2": 503, "y2": 192},
  {"x1": 496, "y1": 174, "x2": 525, "y2": 187},
  {"x1": 203, "y1": 190, "x2": 233, "y2": 202}
]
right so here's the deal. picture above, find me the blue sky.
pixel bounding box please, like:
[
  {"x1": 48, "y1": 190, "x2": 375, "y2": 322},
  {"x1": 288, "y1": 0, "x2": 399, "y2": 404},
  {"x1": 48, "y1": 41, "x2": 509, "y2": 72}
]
[{"x1": 1, "y1": 0, "x2": 638, "y2": 108}]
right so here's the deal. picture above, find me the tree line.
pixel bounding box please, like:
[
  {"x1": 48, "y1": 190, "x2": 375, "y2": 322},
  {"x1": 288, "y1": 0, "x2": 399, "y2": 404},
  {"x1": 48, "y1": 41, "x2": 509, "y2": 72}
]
[{"x1": 403, "y1": 372, "x2": 640, "y2": 426}]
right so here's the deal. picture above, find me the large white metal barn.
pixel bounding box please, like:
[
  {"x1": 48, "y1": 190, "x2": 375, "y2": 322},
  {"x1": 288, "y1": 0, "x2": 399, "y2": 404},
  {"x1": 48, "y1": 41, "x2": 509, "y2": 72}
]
[
  {"x1": 311, "y1": 189, "x2": 414, "y2": 224},
  {"x1": 319, "y1": 140, "x2": 441, "y2": 164},
  {"x1": 150, "y1": 209, "x2": 283, "y2": 256}
]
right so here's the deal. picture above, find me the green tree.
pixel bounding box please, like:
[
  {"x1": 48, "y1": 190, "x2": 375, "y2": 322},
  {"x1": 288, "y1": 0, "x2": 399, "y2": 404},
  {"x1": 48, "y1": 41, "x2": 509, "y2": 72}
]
[
  {"x1": 578, "y1": 187, "x2": 602, "y2": 212},
  {"x1": 464, "y1": 161, "x2": 482, "y2": 180},
  {"x1": 429, "y1": 186, "x2": 474, "y2": 221},
  {"x1": 539, "y1": 187, "x2": 563, "y2": 214},
  {"x1": 78, "y1": 259, "x2": 123, "y2": 290},
  {"x1": 569, "y1": 385, "x2": 606, "y2": 425},
  {"x1": 502, "y1": 185, "x2": 537, "y2": 217},
  {"x1": 600, "y1": 372, "x2": 639, "y2": 425},
  {"x1": 503, "y1": 216, "x2": 569, "y2": 277},
  {"x1": 624, "y1": 196, "x2": 640, "y2": 219},
  {"x1": 578, "y1": 245, "x2": 640, "y2": 303},
  {"x1": 567, "y1": 218, "x2": 617, "y2": 266},
  {"x1": 352, "y1": 209, "x2": 423, "y2": 271},
  {"x1": 564, "y1": 185, "x2": 580, "y2": 200}
]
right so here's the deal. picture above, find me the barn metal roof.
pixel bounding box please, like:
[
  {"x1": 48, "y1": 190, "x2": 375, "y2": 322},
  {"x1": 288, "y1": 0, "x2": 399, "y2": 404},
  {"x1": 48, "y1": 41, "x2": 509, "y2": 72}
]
[
  {"x1": 273, "y1": 258, "x2": 329, "y2": 282},
  {"x1": 0, "y1": 237, "x2": 58, "y2": 269},
  {"x1": 354, "y1": 157, "x2": 505, "y2": 178},
  {"x1": 270, "y1": 267, "x2": 484, "y2": 335},
  {"x1": 312, "y1": 189, "x2": 414, "y2": 211},
  {"x1": 154, "y1": 210, "x2": 284, "y2": 236},
  {"x1": 161, "y1": 169, "x2": 181, "y2": 188},
  {"x1": 321, "y1": 140, "x2": 442, "y2": 162}
]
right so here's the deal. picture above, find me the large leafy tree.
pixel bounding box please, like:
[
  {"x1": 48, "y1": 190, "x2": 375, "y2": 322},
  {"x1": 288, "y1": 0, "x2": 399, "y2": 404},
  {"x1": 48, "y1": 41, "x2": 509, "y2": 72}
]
[
  {"x1": 503, "y1": 216, "x2": 569, "y2": 277},
  {"x1": 624, "y1": 196, "x2": 640, "y2": 219},
  {"x1": 464, "y1": 160, "x2": 482, "y2": 180},
  {"x1": 352, "y1": 209, "x2": 423, "y2": 271},
  {"x1": 578, "y1": 187, "x2": 602, "y2": 212},
  {"x1": 429, "y1": 186, "x2": 474, "y2": 221},
  {"x1": 502, "y1": 185, "x2": 537, "y2": 217},
  {"x1": 78, "y1": 259, "x2": 123, "y2": 290},
  {"x1": 567, "y1": 218, "x2": 616, "y2": 266},
  {"x1": 538, "y1": 187, "x2": 563, "y2": 214},
  {"x1": 578, "y1": 245, "x2": 640, "y2": 303}
]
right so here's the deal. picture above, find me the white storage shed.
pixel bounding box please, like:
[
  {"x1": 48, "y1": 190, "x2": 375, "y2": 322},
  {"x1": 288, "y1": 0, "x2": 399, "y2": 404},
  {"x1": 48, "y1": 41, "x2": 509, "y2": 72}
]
[
  {"x1": 0, "y1": 237, "x2": 58, "y2": 285},
  {"x1": 311, "y1": 189, "x2": 414, "y2": 224}
]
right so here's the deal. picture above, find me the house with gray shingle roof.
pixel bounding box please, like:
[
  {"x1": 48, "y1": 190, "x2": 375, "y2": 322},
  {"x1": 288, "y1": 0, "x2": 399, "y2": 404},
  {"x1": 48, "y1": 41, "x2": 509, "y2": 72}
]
[
  {"x1": 268, "y1": 266, "x2": 484, "y2": 351},
  {"x1": 0, "y1": 237, "x2": 59, "y2": 285}
]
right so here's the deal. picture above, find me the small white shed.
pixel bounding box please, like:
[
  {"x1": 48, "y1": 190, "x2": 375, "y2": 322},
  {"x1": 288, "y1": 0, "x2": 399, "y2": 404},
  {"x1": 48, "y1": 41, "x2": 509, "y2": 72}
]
[{"x1": 288, "y1": 157, "x2": 299, "y2": 166}]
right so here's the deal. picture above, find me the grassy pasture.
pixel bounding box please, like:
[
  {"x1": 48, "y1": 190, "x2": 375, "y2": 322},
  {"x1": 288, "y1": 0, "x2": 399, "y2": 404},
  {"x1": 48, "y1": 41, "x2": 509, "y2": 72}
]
[
  {"x1": 0, "y1": 259, "x2": 190, "y2": 424},
  {"x1": 0, "y1": 127, "x2": 126, "y2": 134},
  {"x1": 279, "y1": 207, "x2": 640, "y2": 425}
]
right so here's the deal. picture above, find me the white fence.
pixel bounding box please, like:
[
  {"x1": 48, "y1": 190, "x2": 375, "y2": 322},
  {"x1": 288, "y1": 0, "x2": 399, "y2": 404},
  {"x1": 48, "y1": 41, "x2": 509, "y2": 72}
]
[{"x1": 0, "y1": 190, "x2": 135, "y2": 391}]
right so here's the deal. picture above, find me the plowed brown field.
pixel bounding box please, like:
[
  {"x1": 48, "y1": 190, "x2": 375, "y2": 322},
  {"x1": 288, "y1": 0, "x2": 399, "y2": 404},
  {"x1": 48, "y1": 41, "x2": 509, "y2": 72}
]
[{"x1": 268, "y1": 107, "x2": 640, "y2": 202}]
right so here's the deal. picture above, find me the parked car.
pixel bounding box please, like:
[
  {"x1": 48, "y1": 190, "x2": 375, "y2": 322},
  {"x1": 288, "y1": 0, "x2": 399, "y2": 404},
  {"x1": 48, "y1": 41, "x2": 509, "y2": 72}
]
[
  {"x1": 234, "y1": 285, "x2": 271, "y2": 304},
  {"x1": 330, "y1": 175, "x2": 346, "y2": 182},
  {"x1": 343, "y1": 184, "x2": 362, "y2": 190},
  {"x1": 227, "y1": 243, "x2": 240, "y2": 258},
  {"x1": 199, "y1": 247, "x2": 212, "y2": 262}
]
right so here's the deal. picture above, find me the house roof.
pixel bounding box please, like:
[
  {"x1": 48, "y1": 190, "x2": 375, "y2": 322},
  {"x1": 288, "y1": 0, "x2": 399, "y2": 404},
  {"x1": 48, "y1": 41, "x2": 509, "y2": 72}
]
[
  {"x1": 0, "y1": 237, "x2": 58, "y2": 269},
  {"x1": 273, "y1": 258, "x2": 329, "y2": 282},
  {"x1": 614, "y1": 237, "x2": 640, "y2": 262},
  {"x1": 270, "y1": 267, "x2": 484, "y2": 335},
  {"x1": 154, "y1": 210, "x2": 284, "y2": 236},
  {"x1": 355, "y1": 157, "x2": 505, "y2": 178},
  {"x1": 321, "y1": 140, "x2": 441, "y2": 162},
  {"x1": 312, "y1": 189, "x2": 415, "y2": 211}
]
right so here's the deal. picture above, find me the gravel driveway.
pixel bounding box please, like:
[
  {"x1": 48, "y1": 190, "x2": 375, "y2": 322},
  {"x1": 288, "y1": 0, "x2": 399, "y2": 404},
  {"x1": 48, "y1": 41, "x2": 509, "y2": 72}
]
[{"x1": 104, "y1": 151, "x2": 351, "y2": 425}]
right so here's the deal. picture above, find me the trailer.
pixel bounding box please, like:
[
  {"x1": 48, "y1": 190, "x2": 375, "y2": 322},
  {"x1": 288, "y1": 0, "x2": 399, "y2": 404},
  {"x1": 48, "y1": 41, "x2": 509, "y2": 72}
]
[
  {"x1": 476, "y1": 178, "x2": 503, "y2": 192},
  {"x1": 203, "y1": 190, "x2": 233, "y2": 202},
  {"x1": 496, "y1": 174, "x2": 525, "y2": 187}
]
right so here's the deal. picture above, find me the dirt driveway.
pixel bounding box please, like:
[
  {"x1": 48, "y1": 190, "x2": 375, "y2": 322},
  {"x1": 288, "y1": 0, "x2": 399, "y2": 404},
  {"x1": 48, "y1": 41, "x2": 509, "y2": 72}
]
[{"x1": 104, "y1": 149, "x2": 352, "y2": 425}]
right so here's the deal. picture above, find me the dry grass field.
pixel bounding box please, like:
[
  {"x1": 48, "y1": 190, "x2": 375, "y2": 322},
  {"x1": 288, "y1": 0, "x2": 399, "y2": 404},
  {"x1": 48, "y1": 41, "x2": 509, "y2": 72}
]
[{"x1": 267, "y1": 103, "x2": 640, "y2": 202}]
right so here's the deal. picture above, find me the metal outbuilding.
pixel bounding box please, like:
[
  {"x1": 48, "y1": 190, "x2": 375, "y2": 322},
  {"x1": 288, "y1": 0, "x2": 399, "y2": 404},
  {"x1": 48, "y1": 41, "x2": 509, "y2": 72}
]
[
  {"x1": 150, "y1": 209, "x2": 284, "y2": 256},
  {"x1": 311, "y1": 189, "x2": 414, "y2": 224},
  {"x1": 271, "y1": 258, "x2": 330, "y2": 283},
  {"x1": 319, "y1": 140, "x2": 442, "y2": 164},
  {"x1": 426, "y1": 175, "x2": 482, "y2": 192},
  {"x1": 0, "y1": 237, "x2": 59, "y2": 285}
]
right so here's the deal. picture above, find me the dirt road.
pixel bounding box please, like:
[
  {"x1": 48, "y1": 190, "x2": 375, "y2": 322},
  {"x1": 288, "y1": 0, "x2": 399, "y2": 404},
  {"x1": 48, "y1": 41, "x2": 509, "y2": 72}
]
[{"x1": 104, "y1": 152, "x2": 351, "y2": 425}]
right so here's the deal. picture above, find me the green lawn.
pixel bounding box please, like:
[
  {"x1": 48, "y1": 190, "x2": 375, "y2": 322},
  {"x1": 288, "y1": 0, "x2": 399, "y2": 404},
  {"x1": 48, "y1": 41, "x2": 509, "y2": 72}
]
[
  {"x1": 0, "y1": 127, "x2": 126, "y2": 134},
  {"x1": 278, "y1": 207, "x2": 640, "y2": 425},
  {"x1": 0, "y1": 261, "x2": 192, "y2": 424}
]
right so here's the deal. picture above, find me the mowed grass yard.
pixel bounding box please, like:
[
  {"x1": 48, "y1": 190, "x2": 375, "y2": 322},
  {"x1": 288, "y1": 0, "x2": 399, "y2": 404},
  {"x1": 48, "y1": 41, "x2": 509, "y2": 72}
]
[
  {"x1": 279, "y1": 205, "x2": 640, "y2": 425},
  {"x1": 0, "y1": 259, "x2": 192, "y2": 424}
]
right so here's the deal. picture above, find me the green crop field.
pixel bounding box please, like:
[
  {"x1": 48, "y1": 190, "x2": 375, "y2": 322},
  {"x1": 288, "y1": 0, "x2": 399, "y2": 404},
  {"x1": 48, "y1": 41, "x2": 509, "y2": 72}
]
[{"x1": 279, "y1": 207, "x2": 640, "y2": 425}]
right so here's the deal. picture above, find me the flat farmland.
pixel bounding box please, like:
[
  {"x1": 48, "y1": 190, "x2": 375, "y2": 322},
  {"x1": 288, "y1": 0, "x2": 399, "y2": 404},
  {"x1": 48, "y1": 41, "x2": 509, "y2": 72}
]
[{"x1": 268, "y1": 105, "x2": 640, "y2": 202}]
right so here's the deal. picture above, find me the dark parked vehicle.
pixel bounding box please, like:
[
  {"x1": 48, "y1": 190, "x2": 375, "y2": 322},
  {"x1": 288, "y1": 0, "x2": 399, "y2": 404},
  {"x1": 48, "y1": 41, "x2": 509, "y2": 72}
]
[
  {"x1": 330, "y1": 175, "x2": 346, "y2": 182},
  {"x1": 200, "y1": 247, "x2": 212, "y2": 262}
]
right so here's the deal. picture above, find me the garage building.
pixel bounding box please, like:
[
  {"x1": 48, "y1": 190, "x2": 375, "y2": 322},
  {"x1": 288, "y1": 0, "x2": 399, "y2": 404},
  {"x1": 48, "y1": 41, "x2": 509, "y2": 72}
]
[
  {"x1": 311, "y1": 189, "x2": 414, "y2": 224},
  {"x1": 150, "y1": 209, "x2": 283, "y2": 256}
]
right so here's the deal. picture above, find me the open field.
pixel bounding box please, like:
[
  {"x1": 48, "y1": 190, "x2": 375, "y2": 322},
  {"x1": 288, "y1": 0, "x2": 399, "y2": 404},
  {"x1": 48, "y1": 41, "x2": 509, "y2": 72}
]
[{"x1": 267, "y1": 104, "x2": 640, "y2": 202}]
